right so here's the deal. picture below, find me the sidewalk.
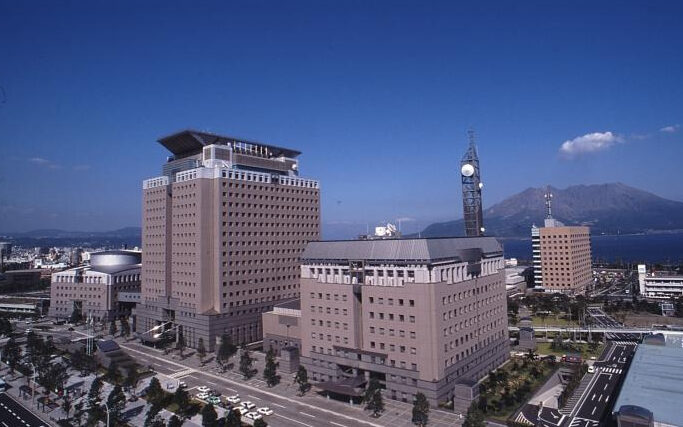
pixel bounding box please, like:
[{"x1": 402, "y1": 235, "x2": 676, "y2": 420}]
[{"x1": 0, "y1": 364, "x2": 64, "y2": 426}]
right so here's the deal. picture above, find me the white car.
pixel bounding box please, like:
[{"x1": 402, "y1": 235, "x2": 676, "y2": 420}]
[
  {"x1": 197, "y1": 386, "x2": 211, "y2": 394},
  {"x1": 257, "y1": 407, "x2": 274, "y2": 416},
  {"x1": 233, "y1": 406, "x2": 248, "y2": 415},
  {"x1": 245, "y1": 412, "x2": 263, "y2": 421},
  {"x1": 588, "y1": 366, "x2": 595, "y2": 374},
  {"x1": 241, "y1": 401, "x2": 256, "y2": 410},
  {"x1": 226, "y1": 395, "x2": 241, "y2": 404},
  {"x1": 196, "y1": 392, "x2": 210, "y2": 400}
]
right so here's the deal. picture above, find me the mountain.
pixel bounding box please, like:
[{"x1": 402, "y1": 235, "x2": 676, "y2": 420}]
[
  {"x1": 419, "y1": 183, "x2": 683, "y2": 238},
  {"x1": 0, "y1": 227, "x2": 142, "y2": 248}
]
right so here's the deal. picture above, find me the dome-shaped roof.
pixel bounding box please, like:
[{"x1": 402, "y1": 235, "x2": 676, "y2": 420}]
[{"x1": 90, "y1": 250, "x2": 141, "y2": 267}]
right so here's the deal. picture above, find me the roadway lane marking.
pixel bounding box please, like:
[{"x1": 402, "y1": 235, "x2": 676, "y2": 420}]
[
  {"x1": 271, "y1": 403, "x2": 286, "y2": 408},
  {"x1": 207, "y1": 381, "x2": 218, "y2": 386},
  {"x1": 598, "y1": 394, "x2": 603, "y2": 402},
  {"x1": 591, "y1": 406, "x2": 597, "y2": 416},
  {"x1": 2, "y1": 422, "x2": 7, "y2": 427},
  {"x1": 330, "y1": 422, "x2": 348, "y2": 427},
  {"x1": 300, "y1": 412, "x2": 315, "y2": 418},
  {"x1": 275, "y1": 413, "x2": 314, "y2": 427},
  {"x1": 119, "y1": 343, "x2": 383, "y2": 427}
]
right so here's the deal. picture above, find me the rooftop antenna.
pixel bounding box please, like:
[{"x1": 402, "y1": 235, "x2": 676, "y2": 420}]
[{"x1": 544, "y1": 186, "x2": 553, "y2": 219}]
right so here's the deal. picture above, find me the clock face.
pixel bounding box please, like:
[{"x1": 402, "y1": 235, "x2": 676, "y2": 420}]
[{"x1": 461, "y1": 163, "x2": 475, "y2": 177}]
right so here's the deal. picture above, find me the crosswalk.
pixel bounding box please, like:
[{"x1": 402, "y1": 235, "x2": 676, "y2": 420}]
[
  {"x1": 569, "y1": 417, "x2": 600, "y2": 427},
  {"x1": 560, "y1": 376, "x2": 592, "y2": 415},
  {"x1": 168, "y1": 368, "x2": 196, "y2": 379},
  {"x1": 600, "y1": 367, "x2": 622, "y2": 374},
  {"x1": 612, "y1": 341, "x2": 638, "y2": 346}
]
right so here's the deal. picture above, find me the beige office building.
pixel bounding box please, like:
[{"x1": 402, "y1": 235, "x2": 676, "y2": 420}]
[
  {"x1": 136, "y1": 130, "x2": 320, "y2": 350},
  {"x1": 299, "y1": 237, "x2": 508, "y2": 407},
  {"x1": 539, "y1": 226, "x2": 592, "y2": 294},
  {"x1": 50, "y1": 250, "x2": 142, "y2": 322}
]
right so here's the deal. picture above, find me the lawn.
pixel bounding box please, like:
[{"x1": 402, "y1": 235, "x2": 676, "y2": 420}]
[
  {"x1": 529, "y1": 315, "x2": 578, "y2": 327},
  {"x1": 478, "y1": 358, "x2": 557, "y2": 422},
  {"x1": 536, "y1": 342, "x2": 604, "y2": 359}
]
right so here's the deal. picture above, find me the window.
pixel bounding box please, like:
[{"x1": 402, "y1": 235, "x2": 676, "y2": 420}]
[{"x1": 409, "y1": 316, "x2": 415, "y2": 323}]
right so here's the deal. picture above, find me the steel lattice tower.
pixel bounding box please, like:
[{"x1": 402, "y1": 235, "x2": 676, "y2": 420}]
[{"x1": 460, "y1": 130, "x2": 484, "y2": 237}]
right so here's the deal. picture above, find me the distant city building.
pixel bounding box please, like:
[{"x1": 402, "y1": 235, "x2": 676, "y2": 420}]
[
  {"x1": 0, "y1": 269, "x2": 42, "y2": 289},
  {"x1": 460, "y1": 131, "x2": 485, "y2": 237},
  {"x1": 49, "y1": 250, "x2": 141, "y2": 322},
  {"x1": 135, "y1": 130, "x2": 320, "y2": 350},
  {"x1": 298, "y1": 237, "x2": 508, "y2": 408},
  {"x1": 505, "y1": 266, "x2": 527, "y2": 297},
  {"x1": 638, "y1": 264, "x2": 683, "y2": 299},
  {"x1": 531, "y1": 189, "x2": 592, "y2": 294},
  {"x1": 0, "y1": 242, "x2": 12, "y2": 270},
  {"x1": 612, "y1": 334, "x2": 683, "y2": 427}
]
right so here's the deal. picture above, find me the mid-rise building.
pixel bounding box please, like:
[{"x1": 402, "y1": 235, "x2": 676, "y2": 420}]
[
  {"x1": 299, "y1": 237, "x2": 508, "y2": 407},
  {"x1": 135, "y1": 130, "x2": 320, "y2": 350},
  {"x1": 49, "y1": 250, "x2": 141, "y2": 322},
  {"x1": 531, "y1": 189, "x2": 592, "y2": 294},
  {"x1": 539, "y1": 226, "x2": 592, "y2": 294},
  {"x1": 638, "y1": 264, "x2": 683, "y2": 299}
]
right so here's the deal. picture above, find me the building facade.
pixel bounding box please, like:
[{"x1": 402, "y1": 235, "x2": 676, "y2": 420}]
[
  {"x1": 135, "y1": 130, "x2": 320, "y2": 350},
  {"x1": 49, "y1": 250, "x2": 141, "y2": 322},
  {"x1": 299, "y1": 237, "x2": 508, "y2": 407},
  {"x1": 538, "y1": 226, "x2": 592, "y2": 294},
  {"x1": 638, "y1": 264, "x2": 683, "y2": 299}
]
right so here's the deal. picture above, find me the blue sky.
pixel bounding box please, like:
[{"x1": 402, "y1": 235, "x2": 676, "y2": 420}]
[{"x1": 1, "y1": 1, "x2": 681, "y2": 236}]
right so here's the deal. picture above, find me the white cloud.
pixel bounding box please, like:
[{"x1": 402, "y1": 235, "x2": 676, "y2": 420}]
[
  {"x1": 659, "y1": 124, "x2": 680, "y2": 133},
  {"x1": 395, "y1": 217, "x2": 416, "y2": 222},
  {"x1": 73, "y1": 164, "x2": 91, "y2": 171},
  {"x1": 559, "y1": 131, "x2": 622, "y2": 156},
  {"x1": 28, "y1": 157, "x2": 50, "y2": 164}
]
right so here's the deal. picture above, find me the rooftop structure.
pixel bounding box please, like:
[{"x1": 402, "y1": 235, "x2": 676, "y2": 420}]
[
  {"x1": 460, "y1": 130, "x2": 484, "y2": 237},
  {"x1": 612, "y1": 335, "x2": 683, "y2": 427}
]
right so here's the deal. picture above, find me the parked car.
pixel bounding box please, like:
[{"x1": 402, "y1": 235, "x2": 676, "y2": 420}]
[
  {"x1": 257, "y1": 407, "x2": 274, "y2": 416},
  {"x1": 245, "y1": 412, "x2": 263, "y2": 421},
  {"x1": 178, "y1": 381, "x2": 187, "y2": 389},
  {"x1": 196, "y1": 392, "x2": 210, "y2": 400},
  {"x1": 588, "y1": 365, "x2": 595, "y2": 374},
  {"x1": 207, "y1": 396, "x2": 221, "y2": 405},
  {"x1": 226, "y1": 395, "x2": 241, "y2": 404},
  {"x1": 197, "y1": 386, "x2": 211, "y2": 394},
  {"x1": 241, "y1": 401, "x2": 256, "y2": 410}
]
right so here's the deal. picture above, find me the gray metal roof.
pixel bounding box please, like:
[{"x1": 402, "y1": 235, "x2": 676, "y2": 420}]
[
  {"x1": 301, "y1": 237, "x2": 503, "y2": 263},
  {"x1": 612, "y1": 341, "x2": 683, "y2": 426},
  {"x1": 158, "y1": 129, "x2": 301, "y2": 158}
]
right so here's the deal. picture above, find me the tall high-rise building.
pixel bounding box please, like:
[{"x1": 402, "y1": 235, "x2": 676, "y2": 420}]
[
  {"x1": 531, "y1": 189, "x2": 592, "y2": 294},
  {"x1": 460, "y1": 131, "x2": 484, "y2": 237},
  {"x1": 136, "y1": 130, "x2": 320, "y2": 350}
]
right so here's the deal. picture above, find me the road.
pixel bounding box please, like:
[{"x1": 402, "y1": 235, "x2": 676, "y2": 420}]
[
  {"x1": 0, "y1": 393, "x2": 48, "y2": 427},
  {"x1": 585, "y1": 307, "x2": 638, "y2": 341},
  {"x1": 567, "y1": 341, "x2": 636, "y2": 427}
]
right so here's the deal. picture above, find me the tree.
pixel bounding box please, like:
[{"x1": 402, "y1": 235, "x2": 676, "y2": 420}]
[
  {"x1": 363, "y1": 378, "x2": 381, "y2": 403},
  {"x1": 107, "y1": 384, "x2": 127, "y2": 425},
  {"x1": 39, "y1": 362, "x2": 68, "y2": 396},
  {"x1": 263, "y1": 347, "x2": 279, "y2": 387},
  {"x1": 145, "y1": 403, "x2": 165, "y2": 427},
  {"x1": 224, "y1": 408, "x2": 241, "y2": 427},
  {"x1": 201, "y1": 403, "x2": 218, "y2": 427},
  {"x1": 239, "y1": 344, "x2": 255, "y2": 379},
  {"x1": 0, "y1": 317, "x2": 12, "y2": 336},
  {"x1": 168, "y1": 415, "x2": 183, "y2": 427},
  {"x1": 253, "y1": 419, "x2": 268, "y2": 427},
  {"x1": 120, "y1": 317, "x2": 131, "y2": 338},
  {"x1": 295, "y1": 365, "x2": 310, "y2": 396},
  {"x1": 1, "y1": 336, "x2": 21, "y2": 374},
  {"x1": 87, "y1": 376, "x2": 103, "y2": 406},
  {"x1": 61, "y1": 394, "x2": 72, "y2": 421},
  {"x1": 109, "y1": 319, "x2": 118, "y2": 337},
  {"x1": 69, "y1": 308, "x2": 82, "y2": 324},
  {"x1": 197, "y1": 338, "x2": 207, "y2": 365},
  {"x1": 176, "y1": 332, "x2": 186, "y2": 357},
  {"x1": 146, "y1": 377, "x2": 164, "y2": 407},
  {"x1": 366, "y1": 389, "x2": 384, "y2": 417},
  {"x1": 107, "y1": 361, "x2": 121, "y2": 384},
  {"x1": 411, "y1": 392, "x2": 429, "y2": 426},
  {"x1": 216, "y1": 334, "x2": 237, "y2": 372},
  {"x1": 463, "y1": 401, "x2": 486, "y2": 427},
  {"x1": 173, "y1": 386, "x2": 190, "y2": 417},
  {"x1": 124, "y1": 366, "x2": 141, "y2": 395},
  {"x1": 72, "y1": 401, "x2": 85, "y2": 426}
]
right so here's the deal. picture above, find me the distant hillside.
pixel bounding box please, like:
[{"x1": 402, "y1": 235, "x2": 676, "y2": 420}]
[
  {"x1": 420, "y1": 183, "x2": 683, "y2": 238},
  {"x1": 0, "y1": 227, "x2": 142, "y2": 248}
]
